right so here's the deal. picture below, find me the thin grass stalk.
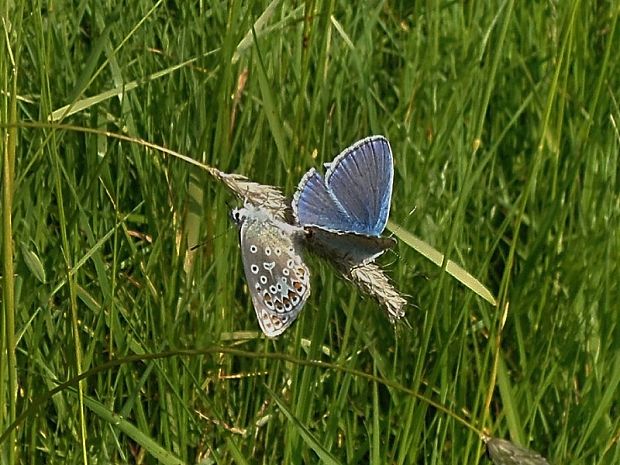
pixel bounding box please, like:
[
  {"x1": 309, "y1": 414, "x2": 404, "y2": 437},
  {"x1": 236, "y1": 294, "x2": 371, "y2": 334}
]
[
  {"x1": 48, "y1": 133, "x2": 89, "y2": 463},
  {"x1": 2, "y1": 48, "x2": 18, "y2": 465}
]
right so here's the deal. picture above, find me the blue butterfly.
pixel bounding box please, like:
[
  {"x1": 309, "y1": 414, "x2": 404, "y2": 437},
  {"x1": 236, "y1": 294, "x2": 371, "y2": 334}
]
[
  {"x1": 231, "y1": 204, "x2": 311, "y2": 337},
  {"x1": 292, "y1": 136, "x2": 396, "y2": 265}
]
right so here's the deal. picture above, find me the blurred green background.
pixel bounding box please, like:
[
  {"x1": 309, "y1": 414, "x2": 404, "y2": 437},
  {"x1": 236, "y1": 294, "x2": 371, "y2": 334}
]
[{"x1": 1, "y1": 1, "x2": 618, "y2": 464}]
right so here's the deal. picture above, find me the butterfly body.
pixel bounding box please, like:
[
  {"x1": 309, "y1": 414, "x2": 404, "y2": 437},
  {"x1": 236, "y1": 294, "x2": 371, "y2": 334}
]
[
  {"x1": 231, "y1": 204, "x2": 311, "y2": 337},
  {"x1": 305, "y1": 226, "x2": 396, "y2": 266}
]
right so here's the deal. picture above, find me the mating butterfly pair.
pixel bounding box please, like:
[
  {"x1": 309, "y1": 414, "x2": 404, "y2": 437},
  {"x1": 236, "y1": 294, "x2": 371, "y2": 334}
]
[{"x1": 231, "y1": 136, "x2": 395, "y2": 337}]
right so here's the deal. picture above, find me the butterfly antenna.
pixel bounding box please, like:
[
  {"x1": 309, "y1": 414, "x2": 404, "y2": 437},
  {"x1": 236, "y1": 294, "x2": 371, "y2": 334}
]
[
  {"x1": 383, "y1": 249, "x2": 401, "y2": 267},
  {"x1": 190, "y1": 226, "x2": 235, "y2": 251},
  {"x1": 190, "y1": 201, "x2": 239, "y2": 252},
  {"x1": 189, "y1": 241, "x2": 205, "y2": 252}
]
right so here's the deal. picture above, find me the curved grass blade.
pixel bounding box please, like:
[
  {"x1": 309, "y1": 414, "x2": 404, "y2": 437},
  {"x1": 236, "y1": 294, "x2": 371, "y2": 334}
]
[{"x1": 49, "y1": 56, "x2": 215, "y2": 121}]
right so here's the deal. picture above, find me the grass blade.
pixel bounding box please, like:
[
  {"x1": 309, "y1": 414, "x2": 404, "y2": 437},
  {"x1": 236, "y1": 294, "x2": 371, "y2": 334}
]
[{"x1": 389, "y1": 220, "x2": 497, "y2": 305}]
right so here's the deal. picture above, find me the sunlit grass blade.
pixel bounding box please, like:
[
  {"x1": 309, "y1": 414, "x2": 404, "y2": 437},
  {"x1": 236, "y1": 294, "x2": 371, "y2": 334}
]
[
  {"x1": 49, "y1": 57, "x2": 213, "y2": 121},
  {"x1": 232, "y1": 0, "x2": 283, "y2": 63},
  {"x1": 388, "y1": 220, "x2": 497, "y2": 306}
]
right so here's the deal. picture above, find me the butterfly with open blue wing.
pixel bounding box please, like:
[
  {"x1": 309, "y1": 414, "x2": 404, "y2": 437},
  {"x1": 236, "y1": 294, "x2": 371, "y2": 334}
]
[{"x1": 293, "y1": 135, "x2": 396, "y2": 265}]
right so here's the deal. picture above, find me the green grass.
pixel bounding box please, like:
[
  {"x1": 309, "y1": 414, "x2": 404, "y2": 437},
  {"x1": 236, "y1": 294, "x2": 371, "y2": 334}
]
[{"x1": 1, "y1": 1, "x2": 619, "y2": 464}]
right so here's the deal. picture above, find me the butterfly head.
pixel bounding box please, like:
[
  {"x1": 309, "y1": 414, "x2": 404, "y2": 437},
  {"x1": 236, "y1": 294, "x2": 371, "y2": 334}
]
[{"x1": 230, "y1": 207, "x2": 246, "y2": 226}]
